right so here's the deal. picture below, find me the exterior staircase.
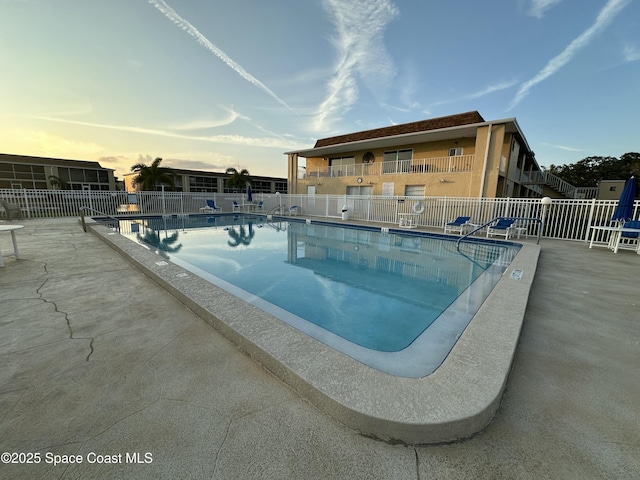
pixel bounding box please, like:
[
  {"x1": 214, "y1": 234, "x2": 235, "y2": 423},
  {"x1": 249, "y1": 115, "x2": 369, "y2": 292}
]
[{"x1": 523, "y1": 171, "x2": 598, "y2": 199}]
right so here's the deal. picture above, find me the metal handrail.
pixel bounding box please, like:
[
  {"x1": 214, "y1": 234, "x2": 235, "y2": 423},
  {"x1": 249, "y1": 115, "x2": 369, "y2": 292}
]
[
  {"x1": 456, "y1": 216, "x2": 543, "y2": 248},
  {"x1": 79, "y1": 206, "x2": 121, "y2": 232}
]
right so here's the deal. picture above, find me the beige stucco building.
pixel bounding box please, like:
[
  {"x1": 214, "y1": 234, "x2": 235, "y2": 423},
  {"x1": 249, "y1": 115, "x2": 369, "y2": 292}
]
[{"x1": 286, "y1": 111, "x2": 544, "y2": 198}]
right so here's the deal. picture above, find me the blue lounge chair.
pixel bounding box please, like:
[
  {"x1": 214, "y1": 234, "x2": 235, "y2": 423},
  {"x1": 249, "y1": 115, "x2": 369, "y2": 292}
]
[
  {"x1": 199, "y1": 199, "x2": 221, "y2": 213},
  {"x1": 486, "y1": 218, "x2": 516, "y2": 239},
  {"x1": 443, "y1": 216, "x2": 471, "y2": 235}
]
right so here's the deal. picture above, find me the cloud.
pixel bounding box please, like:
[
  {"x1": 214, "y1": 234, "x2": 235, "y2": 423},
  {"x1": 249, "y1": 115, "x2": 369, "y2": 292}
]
[
  {"x1": 163, "y1": 158, "x2": 230, "y2": 171},
  {"x1": 527, "y1": 0, "x2": 563, "y2": 18},
  {"x1": 509, "y1": 0, "x2": 630, "y2": 109},
  {"x1": 126, "y1": 59, "x2": 144, "y2": 68},
  {"x1": 622, "y1": 44, "x2": 640, "y2": 63},
  {"x1": 147, "y1": 0, "x2": 292, "y2": 111},
  {"x1": 314, "y1": 0, "x2": 399, "y2": 132}
]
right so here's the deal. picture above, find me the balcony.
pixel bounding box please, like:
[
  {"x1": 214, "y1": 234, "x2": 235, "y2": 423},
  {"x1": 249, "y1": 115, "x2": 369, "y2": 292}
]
[{"x1": 298, "y1": 155, "x2": 474, "y2": 179}]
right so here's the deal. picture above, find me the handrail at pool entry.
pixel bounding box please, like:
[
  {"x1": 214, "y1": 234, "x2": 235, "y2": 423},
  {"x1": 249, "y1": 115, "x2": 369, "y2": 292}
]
[
  {"x1": 79, "y1": 206, "x2": 122, "y2": 233},
  {"x1": 456, "y1": 216, "x2": 543, "y2": 248}
]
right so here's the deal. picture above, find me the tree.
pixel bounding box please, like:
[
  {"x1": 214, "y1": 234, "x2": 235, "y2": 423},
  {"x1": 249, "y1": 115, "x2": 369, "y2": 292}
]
[
  {"x1": 48, "y1": 175, "x2": 70, "y2": 190},
  {"x1": 547, "y1": 152, "x2": 640, "y2": 192},
  {"x1": 136, "y1": 230, "x2": 182, "y2": 257},
  {"x1": 225, "y1": 167, "x2": 251, "y2": 192},
  {"x1": 130, "y1": 157, "x2": 176, "y2": 191},
  {"x1": 226, "y1": 224, "x2": 255, "y2": 247}
]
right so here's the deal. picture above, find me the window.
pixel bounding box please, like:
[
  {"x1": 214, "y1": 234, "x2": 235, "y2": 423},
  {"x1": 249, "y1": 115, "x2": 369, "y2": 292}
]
[
  {"x1": 449, "y1": 147, "x2": 463, "y2": 156},
  {"x1": 382, "y1": 149, "x2": 412, "y2": 174},
  {"x1": 609, "y1": 186, "x2": 617, "y2": 192},
  {"x1": 189, "y1": 176, "x2": 218, "y2": 192},
  {"x1": 404, "y1": 185, "x2": 425, "y2": 197},
  {"x1": 69, "y1": 169, "x2": 85, "y2": 182},
  {"x1": 85, "y1": 170, "x2": 99, "y2": 182},
  {"x1": 347, "y1": 185, "x2": 373, "y2": 195},
  {"x1": 329, "y1": 156, "x2": 354, "y2": 176},
  {"x1": 251, "y1": 180, "x2": 272, "y2": 193}
]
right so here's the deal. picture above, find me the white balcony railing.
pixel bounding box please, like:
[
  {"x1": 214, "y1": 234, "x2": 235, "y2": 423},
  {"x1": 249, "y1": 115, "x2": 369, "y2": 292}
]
[{"x1": 299, "y1": 155, "x2": 475, "y2": 179}]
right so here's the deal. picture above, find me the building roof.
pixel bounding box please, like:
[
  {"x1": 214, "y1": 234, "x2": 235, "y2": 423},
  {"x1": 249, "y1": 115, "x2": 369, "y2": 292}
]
[
  {"x1": 0, "y1": 153, "x2": 112, "y2": 170},
  {"x1": 285, "y1": 111, "x2": 533, "y2": 159},
  {"x1": 123, "y1": 167, "x2": 286, "y2": 182},
  {"x1": 314, "y1": 111, "x2": 485, "y2": 148}
]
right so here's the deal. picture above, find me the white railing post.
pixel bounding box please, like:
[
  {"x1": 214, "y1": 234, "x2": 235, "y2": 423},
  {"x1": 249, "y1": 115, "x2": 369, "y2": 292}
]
[
  {"x1": 442, "y1": 197, "x2": 447, "y2": 226},
  {"x1": 584, "y1": 197, "x2": 597, "y2": 242}
]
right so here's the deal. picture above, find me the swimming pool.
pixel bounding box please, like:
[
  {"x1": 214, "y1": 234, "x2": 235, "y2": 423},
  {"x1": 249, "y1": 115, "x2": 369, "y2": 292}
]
[{"x1": 118, "y1": 214, "x2": 520, "y2": 378}]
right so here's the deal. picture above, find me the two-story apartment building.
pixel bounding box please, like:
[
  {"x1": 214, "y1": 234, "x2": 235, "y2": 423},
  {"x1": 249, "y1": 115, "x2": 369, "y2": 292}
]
[
  {"x1": 0, "y1": 153, "x2": 117, "y2": 190},
  {"x1": 286, "y1": 111, "x2": 543, "y2": 198},
  {"x1": 123, "y1": 168, "x2": 287, "y2": 194}
]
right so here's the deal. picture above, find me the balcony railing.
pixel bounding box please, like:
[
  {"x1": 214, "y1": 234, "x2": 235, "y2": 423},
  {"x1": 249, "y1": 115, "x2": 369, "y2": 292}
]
[{"x1": 299, "y1": 155, "x2": 475, "y2": 179}]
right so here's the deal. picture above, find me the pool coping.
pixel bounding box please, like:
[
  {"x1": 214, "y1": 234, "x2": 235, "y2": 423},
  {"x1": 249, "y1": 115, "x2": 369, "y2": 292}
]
[{"x1": 87, "y1": 217, "x2": 540, "y2": 445}]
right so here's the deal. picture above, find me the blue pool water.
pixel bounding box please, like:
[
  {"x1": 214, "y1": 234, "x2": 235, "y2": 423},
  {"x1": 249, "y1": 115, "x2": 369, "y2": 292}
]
[{"x1": 119, "y1": 214, "x2": 520, "y2": 376}]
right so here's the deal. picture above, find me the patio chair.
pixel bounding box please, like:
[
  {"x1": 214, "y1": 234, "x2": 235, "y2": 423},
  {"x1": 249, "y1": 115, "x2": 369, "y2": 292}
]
[
  {"x1": 199, "y1": 199, "x2": 221, "y2": 213},
  {"x1": 288, "y1": 205, "x2": 299, "y2": 216},
  {"x1": 617, "y1": 220, "x2": 640, "y2": 251},
  {"x1": 255, "y1": 201, "x2": 264, "y2": 211},
  {"x1": 0, "y1": 199, "x2": 24, "y2": 220},
  {"x1": 486, "y1": 218, "x2": 516, "y2": 239},
  {"x1": 443, "y1": 216, "x2": 471, "y2": 235},
  {"x1": 232, "y1": 201, "x2": 241, "y2": 212}
]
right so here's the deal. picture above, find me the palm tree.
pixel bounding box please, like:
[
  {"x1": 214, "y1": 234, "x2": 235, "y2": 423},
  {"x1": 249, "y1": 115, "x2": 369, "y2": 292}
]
[
  {"x1": 48, "y1": 175, "x2": 70, "y2": 190},
  {"x1": 227, "y1": 223, "x2": 255, "y2": 247},
  {"x1": 136, "y1": 230, "x2": 182, "y2": 257},
  {"x1": 225, "y1": 167, "x2": 251, "y2": 192},
  {"x1": 130, "y1": 157, "x2": 176, "y2": 191}
]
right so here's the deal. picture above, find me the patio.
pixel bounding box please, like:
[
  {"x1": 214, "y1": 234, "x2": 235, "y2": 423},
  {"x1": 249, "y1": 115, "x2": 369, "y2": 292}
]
[{"x1": 0, "y1": 218, "x2": 638, "y2": 479}]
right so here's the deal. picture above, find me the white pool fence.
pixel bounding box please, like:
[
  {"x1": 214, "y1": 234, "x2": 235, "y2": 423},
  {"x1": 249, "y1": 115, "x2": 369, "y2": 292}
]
[{"x1": 2, "y1": 188, "x2": 638, "y2": 243}]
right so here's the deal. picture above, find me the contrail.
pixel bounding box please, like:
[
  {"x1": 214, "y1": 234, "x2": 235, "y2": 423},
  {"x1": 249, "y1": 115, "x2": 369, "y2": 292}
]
[
  {"x1": 528, "y1": 0, "x2": 564, "y2": 18},
  {"x1": 429, "y1": 80, "x2": 518, "y2": 107},
  {"x1": 30, "y1": 116, "x2": 305, "y2": 149},
  {"x1": 148, "y1": 0, "x2": 292, "y2": 111},
  {"x1": 509, "y1": 0, "x2": 630, "y2": 109}
]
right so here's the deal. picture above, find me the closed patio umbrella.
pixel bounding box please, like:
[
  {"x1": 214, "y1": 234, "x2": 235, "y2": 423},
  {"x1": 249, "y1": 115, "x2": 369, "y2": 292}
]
[
  {"x1": 247, "y1": 183, "x2": 253, "y2": 202},
  {"x1": 611, "y1": 176, "x2": 636, "y2": 223}
]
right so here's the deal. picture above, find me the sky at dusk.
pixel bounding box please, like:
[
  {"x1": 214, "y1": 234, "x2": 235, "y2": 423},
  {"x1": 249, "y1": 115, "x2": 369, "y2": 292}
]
[{"x1": 1, "y1": 0, "x2": 638, "y2": 180}]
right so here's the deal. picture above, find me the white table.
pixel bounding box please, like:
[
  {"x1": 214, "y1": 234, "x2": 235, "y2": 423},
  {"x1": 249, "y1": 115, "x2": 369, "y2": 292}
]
[
  {"x1": 0, "y1": 224, "x2": 24, "y2": 266},
  {"x1": 513, "y1": 226, "x2": 529, "y2": 239},
  {"x1": 589, "y1": 225, "x2": 640, "y2": 253},
  {"x1": 398, "y1": 213, "x2": 419, "y2": 228}
]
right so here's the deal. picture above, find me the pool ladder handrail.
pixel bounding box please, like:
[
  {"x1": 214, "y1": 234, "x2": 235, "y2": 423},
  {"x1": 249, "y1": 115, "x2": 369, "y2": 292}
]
[
  {"x1": 266, "y1": 204, "x2": 286, "y2": 215},
  {"x1": 456, "y1": 216, "x2": 543, "y2": 248},
  {"x1": 79, "y1": 206, "x2": 121, "y2": 233}
]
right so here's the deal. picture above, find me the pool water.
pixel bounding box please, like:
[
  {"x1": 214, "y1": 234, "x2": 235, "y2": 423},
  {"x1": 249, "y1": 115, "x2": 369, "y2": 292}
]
[{"x1": 120, "y1": 214, "x2": 520, "y2": 376}]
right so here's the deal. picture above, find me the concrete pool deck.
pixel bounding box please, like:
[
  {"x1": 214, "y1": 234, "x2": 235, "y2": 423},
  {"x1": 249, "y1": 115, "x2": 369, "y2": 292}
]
[{"x1": 1, "y1": 218, "x2": 639, "y2": 478}]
